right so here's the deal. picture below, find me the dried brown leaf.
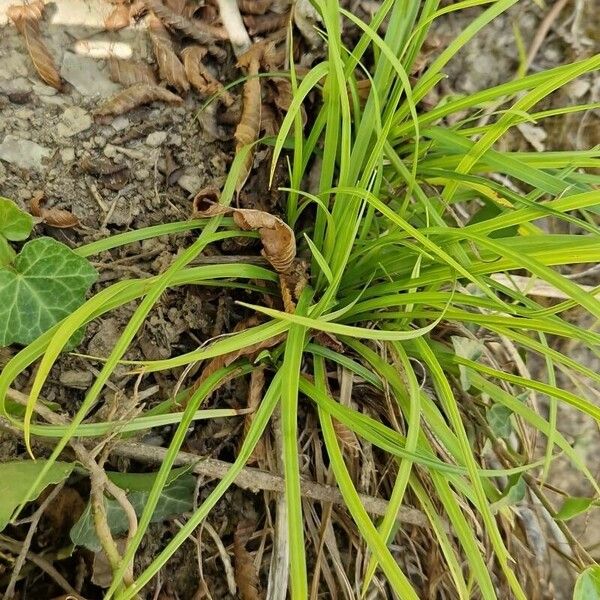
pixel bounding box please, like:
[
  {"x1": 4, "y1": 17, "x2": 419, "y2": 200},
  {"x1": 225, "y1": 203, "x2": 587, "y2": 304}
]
[
  {"x1": 243, "y1": 11, "x2": 289, "y2": 35},
  {"x1": 182, "y1": 45, "x2": 234, "y2": 106},
  {"x1": 234, "y1": 520, "x2": 260, "y2": 600},
  {"x1": 234, "y1": 55, "x2": 261, "y2": 193},
  {"x1": 260, "y1": 102, "x2": 278, "y2": 136},
  {"x1": 109, "y1": 58, "x2": 158, "y2": 86},
  {"x1": 245, "y1": 368, "x2": 266, "y2": 466},
  {"x1": 105, "y1": 5, "x2": 131, "y2": 30},
  {"x1": 30, "y1": 192, "x2": 79, "y2": 229},
  {"x1": 145, "y1": 0, "x2": 227, "y2": 43},
  {"x1": 7, "y1": 1, "x2": 62, "y2": 90},
  {"x1": 238, "y1": 0, "x2": 272, "y2": 15},
  {"x1": 333, "y1": 419, "x2": 360, "y2": 456},
  {"x1": 94, "y1": 83, "x2": 183, "y2": 121},
  {"x1": 193, "y1": 198, "x2": 295, "y2": 273},
  {"x1": 147, "y1": 13, "x2": 190, "y2": 93}
]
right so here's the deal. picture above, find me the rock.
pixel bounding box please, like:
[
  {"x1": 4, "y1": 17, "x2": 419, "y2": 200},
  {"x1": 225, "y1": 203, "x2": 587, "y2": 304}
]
[
  {"x1": 0, "y1": 135, "x2": 51, "y2": 171},
  {"x1": 60, "y1": 147, "x2": 75, "y2": 164},
  {"x1": 169, "y1": 133, "x2": 182, "y2": 146},
  {"x1": 145, "y1": 131, "x2": 168, "y2": 148},
  {"x1": 135, "y1": 168, "x2": 150, "y2": 181},
  {"x1": 32, "y1": 83, "x2": 58, "y2": 97},
  {"x1": 57, "y1": 106, "x2": 93, "y2": 137},
  {"x1": 0, "y1": 77, "x2": 32, "y2": 104},
  {"x1": 59, "y1": 369, "x2": 93, "y2": 390},
  {"x1": 60, "y1": 52, "x2": 120, "y2": 97},
  {"x1": 177, "y1": 172, "x2": 202, "y2": 194},
  {"x1": 15, "y1": 108, "x2": 34, "y2": 120},
  {"x1": 103, "y1": 144, "x2": 118, "y2": 158},
  {"x1": 111, "y1": 116, "x2": 130, "y2": 132}
]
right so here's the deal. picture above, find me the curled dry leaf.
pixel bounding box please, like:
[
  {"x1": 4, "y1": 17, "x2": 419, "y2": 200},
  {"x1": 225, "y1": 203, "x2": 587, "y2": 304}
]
[
  {"x1": 182, "y1": 45, "x2": 234, "y2": 106},
  {"x1": 233, "y1": 520, "x2": 260, "y2": 600},
  {"x1": 145, "y1": 0, "x2": 227, "y2": 43},
  {"x1": 30, "y1": 192, "x2": 79, "y2": 229},
  {"x1": 192, "y1": 196, "x2": 296, "y2": 273},
  {"x1": 94, "y1": 83, "x2": 183, "y2": 121},
  {"x1": 238, "y1": 0, "x2": 272, "y2": 15},
  {"x1": 7, "y1": 1, "x2": 62, "y2": 90},
  {"x1": 245, "y1": 367, "x2": 266, "y2": 466},
  {"x1": 243, "y1": 11, "x2": 289, "y2": 35},
  {"x1": 105, "y1": 4, "x2": 131, "y2": 30},
  {"x1": 333, "y1": 418, "x2": 360, "y2": 456},
  {"x1": 109, "y1": 58, "x2": 157, "y2": 86},
  {"x1": 260, "y1": 102, "x2": 278, "y2": 136},
  {"x1": 147, "y1": 13, "x2": 190, "y2": 93},
  {"x1": 234, "y1": 53, "x2": 261, "y2": 193}
]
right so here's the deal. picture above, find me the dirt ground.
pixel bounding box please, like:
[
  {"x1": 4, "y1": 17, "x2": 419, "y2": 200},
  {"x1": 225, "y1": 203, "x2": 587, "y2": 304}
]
[{"x1": 0, "y1": 0, "x2": 599, "y2": 598}]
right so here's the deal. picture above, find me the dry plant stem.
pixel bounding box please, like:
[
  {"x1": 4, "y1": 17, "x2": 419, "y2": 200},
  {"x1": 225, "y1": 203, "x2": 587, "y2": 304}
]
[
  {"x1": 4, "y1": 482, "x2": 65, "y2": 598},
  {"x1": 110, "y1": 441, "x2": 435, "y2": 528},
  {"x1": 525, "y1": 0, "x2": 570, "y2": 72},
  {"x1": 5, "y1": 388, "x2": 137, "y2": 586},
  {"x1": 214, "y1": 0, "x2": 251, "y2": 57},
  {"x1": 0, "y1": 537, "x2": 86, "y2": 600}
]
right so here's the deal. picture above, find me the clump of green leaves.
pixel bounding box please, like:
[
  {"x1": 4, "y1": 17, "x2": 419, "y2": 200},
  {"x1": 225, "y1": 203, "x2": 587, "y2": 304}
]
[{"x1": 0, "y1": 197, "x2": 97, "y2": 346}]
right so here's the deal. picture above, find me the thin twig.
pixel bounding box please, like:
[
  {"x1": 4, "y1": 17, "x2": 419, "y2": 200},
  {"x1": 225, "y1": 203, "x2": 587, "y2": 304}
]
[
  {"x1": 4, "y1": 483, "x2": 66, "y2": 599},
  {"x1": 0, "y1": 536, "x2": 86, "y2": 600},
  {"x1": 525, "y1": 0, "x2": 570, "y2": 72},
  {"x1": 110, "y1": 441, "x2": 436, "y2": 529}
]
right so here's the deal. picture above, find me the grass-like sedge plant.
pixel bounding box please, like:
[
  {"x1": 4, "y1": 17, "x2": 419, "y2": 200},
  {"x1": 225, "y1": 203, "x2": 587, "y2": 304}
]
[{"x1": 2, "y1": 0, "x2": 600, "y2": 597}]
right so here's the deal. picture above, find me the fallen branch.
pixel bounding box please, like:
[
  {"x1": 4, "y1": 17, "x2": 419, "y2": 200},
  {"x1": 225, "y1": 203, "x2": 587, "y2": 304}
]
[{"x1": 111, "y1": 441, "x2": 437, "y2": 530}]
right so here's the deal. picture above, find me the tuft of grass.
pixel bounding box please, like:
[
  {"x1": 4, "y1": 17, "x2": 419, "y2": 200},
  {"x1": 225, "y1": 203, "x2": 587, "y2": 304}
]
[{"x1": 2, "y1": 0, "x2": 600, "y2": 598}]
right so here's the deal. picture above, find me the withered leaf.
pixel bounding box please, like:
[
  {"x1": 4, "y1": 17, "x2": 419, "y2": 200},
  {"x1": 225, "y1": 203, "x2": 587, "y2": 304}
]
[
  {"x1": 181, "y1": 45, "x2": 234, "y2": 106},
  {"x1": 243, "y1": 11, "x2": 289, "y2": 36},
  {"x1": 109, "y1": 57, "x2": 158, "y2": 86},
  {"x1": 245, "y1": 367, "x2": 266, "y2": 466},
  {"x1": 30, "y1": 192, "x2": 79, "y2": 229},
  {"x1": 233, "y1": 520, "x2": 260, "y2": 600},
  {"x1": 94, "y1": 83, "x2": 183, "y2": 121},
  {"x1": 192, "y1": 198, "x2": 296, "y2": 273},
  {"x1": 234, "y1": 54, "x2": 261, "y2": 194},
  {"x1": 147, "y1": 13, "x2": 190, "y2": 93},
  {"x1": 260, "y1": 102, "x2": 278, "y2": 136},
  {"x1": 333, "y1": 418, "x2": 360, "y2": 456},
  {"x1": 145, "y1": 0, "x2": 227, "y2": 43},
  {"x1": 164, "y1": 0, "x2": 187, "y2": 14},
  {"x1": 7, "y1": 1, "x2": 62, "y2": 90},
  {"x1": 238, "y1": 0, "x2": 273, "y2": 15},
  {"x1": 105, "y1": 4, "x2": 131, "y2": 30}
]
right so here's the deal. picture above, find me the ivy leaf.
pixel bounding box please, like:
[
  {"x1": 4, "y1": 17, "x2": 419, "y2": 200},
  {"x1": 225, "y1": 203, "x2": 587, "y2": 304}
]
[
  {"x1": 0, "y1": 197, "x2": 34, "y2": 242},
  {"x1": 70, "y1": 474, "x2": 196, "y2": 551},
  {"x1": 574, "y1": 566, "x2": 600, "y2": 600},
  {"x1": 0, "y1": 460, "x2": 74, "y2": 531},
  {"x1": 487, "y1": 403, "x2": 513, "y2": 439},
  {"x1": 0, "y1": 237, "x2": 97, "y2": 346}
]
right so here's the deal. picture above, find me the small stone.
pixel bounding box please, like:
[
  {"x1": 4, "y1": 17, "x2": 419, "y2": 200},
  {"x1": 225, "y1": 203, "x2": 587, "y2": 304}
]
[
  {"x1": 145, "y1": 131, "x2": 168, "y2": 147},
  {"x1": 103, "y1": 144, "x2": 118, "y2": 158},
  {"x1": 0, "y1": 135, "x2": 51, "y2": 171},
  {"x1": 169, "y1": 133, "x2": 182, "y2": 146},
  {"x1": 60, "y1": 52, "x2": 120, "y2": 97},
  {"x1": 0, "y1": 77, "x2": 32, "y2": 103},
  {"x1": 57, "y1": 106, "x2": 93, "y2": 137},
  {"x1": 111, "y1": 116, "x2": 130, "y2": 131},
  {"x1": 15, "y1": 108, "x2": 34, "y2": 120},
  {"x1": 135, "y1": 168, "x2": 150, "y2": 181},
  {"x1": 94, "y1": 135, "x2": 106, "y2": 147},
  {"x1": 568, "y1": 79, "x2": 590, "y2": 99},
  {"x1": 32, "y1": 83, "x2": 58, "y2": 96},
  {"x1": 59, "y1": 369, "x2": 93, "y2": 390},
  {"x1": 60, "y1": 147, "x2": 75, "y2": 164},
  {"x1": 177, "y1": 172, "x2": 202, "y2": 194}
]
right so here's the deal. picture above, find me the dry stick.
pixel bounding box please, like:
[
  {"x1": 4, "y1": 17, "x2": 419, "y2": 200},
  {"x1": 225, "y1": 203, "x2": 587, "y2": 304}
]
[
  {"x1": 111, "y1": 441, "x2": 435, "y2": 529},
  {"x1": 214, "y1": 0, "x2": 252, "y2": 57},
  {"x1": 525, "y1": 0, "x2": 570, "y2": 72},
  {"x1": 0, "y1": 537, "x2": 86, "y2": 600},
  {"x1": 4, "y1": 482, "x2": 66, "y2": 599}
]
